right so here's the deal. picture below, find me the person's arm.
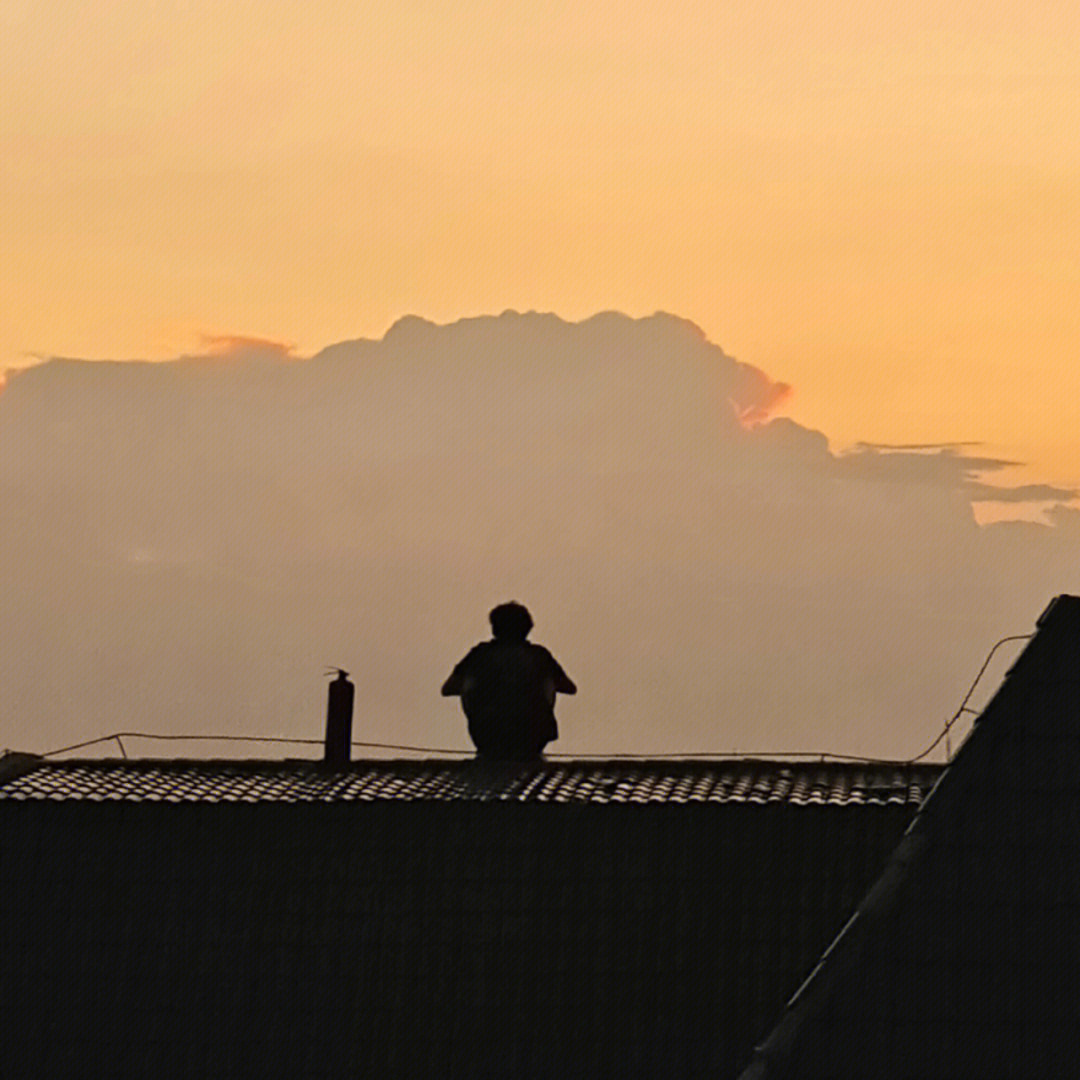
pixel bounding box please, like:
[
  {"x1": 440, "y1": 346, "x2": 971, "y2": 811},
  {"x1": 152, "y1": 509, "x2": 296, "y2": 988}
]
[
  {"x1": 545, "y1": 650, "x2": 577, "y2": 694},
  {"x1": 441, "y1": 647, "x2": 479, "y2": 696}
]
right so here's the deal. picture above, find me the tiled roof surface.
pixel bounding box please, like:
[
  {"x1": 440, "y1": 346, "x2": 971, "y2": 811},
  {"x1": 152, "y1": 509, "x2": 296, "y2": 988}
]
[{"x1": 0, "y1": 757, "x2": 942, "y2": 805}]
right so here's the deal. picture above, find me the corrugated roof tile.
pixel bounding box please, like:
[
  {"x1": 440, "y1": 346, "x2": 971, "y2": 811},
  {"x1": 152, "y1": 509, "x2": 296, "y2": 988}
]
[{"x1": 0, "y1": 757, "x2": 942, "y2": 805}]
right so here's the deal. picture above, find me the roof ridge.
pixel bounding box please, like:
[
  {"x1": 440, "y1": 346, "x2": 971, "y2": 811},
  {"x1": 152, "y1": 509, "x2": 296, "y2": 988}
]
[{"x1": 0, "y1": 756, "x2": 942, "y2": 806}]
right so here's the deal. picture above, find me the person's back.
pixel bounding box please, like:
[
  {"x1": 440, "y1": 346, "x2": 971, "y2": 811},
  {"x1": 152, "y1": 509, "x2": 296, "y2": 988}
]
[{"x1": 442, "y1": 603, "x2": 576, "y2": 760}]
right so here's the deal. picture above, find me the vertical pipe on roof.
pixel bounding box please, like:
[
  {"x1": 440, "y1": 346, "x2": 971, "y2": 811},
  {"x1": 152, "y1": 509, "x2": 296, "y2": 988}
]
[{"x1": 324, "y1": 670, "x2": 355, "y2": 765}]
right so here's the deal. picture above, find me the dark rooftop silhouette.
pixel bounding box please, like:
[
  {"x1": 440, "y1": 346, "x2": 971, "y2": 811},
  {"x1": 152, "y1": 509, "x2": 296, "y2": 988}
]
[
  {"x1": 1, "y1": 752, "x2": 933, "y2": 1078},
  {"x1": 2, "y1": 595, "x2": 1078, "y2": 1077}
]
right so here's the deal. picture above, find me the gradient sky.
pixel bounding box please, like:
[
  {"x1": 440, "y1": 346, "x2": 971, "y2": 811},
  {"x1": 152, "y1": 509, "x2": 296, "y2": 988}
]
[{"x1": 2, "y1": 0, "x2": 1078, "y2": 500}]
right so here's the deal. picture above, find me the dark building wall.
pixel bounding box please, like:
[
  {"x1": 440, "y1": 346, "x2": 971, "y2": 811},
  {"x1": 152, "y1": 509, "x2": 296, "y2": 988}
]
[{"x1": 2, "y1": 801, "x2": 913, "y2": 1079}]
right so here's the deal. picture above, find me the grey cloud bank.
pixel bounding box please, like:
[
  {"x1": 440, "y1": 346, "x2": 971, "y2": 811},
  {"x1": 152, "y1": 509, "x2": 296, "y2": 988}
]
[{"x1": 2, "y1": 311, "x2": 1077, "y2": 759}]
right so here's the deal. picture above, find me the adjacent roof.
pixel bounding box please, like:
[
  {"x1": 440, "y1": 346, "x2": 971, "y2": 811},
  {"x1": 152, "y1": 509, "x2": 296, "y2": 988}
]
[
  {"x1": 0, "y1": 756, "x2": 942, "y2": 805},
  {"x1": 740, "y1": 594, "x2": 1080, "y2": 1079}
]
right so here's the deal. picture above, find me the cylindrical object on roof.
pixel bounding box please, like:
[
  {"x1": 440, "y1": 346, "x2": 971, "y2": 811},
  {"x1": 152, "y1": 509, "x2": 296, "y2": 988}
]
[{"x1": 324, "y1": 670, "x2": 354, "y2": 764}]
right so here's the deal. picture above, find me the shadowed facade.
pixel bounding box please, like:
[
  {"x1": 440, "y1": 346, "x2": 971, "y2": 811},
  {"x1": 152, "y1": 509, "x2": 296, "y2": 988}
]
[{"x1": 0, "y1": 758, "x2": 931, "y2": 1078}]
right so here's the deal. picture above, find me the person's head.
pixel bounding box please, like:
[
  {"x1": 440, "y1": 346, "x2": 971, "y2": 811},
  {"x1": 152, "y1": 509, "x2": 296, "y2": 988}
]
[{"x1": 489, "y1": 601, "x2": 533, "y2": 641}]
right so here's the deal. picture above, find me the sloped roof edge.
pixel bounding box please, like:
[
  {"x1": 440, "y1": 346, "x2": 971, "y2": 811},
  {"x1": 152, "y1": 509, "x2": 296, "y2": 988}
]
[{"x1": 737, "y1": 594, "x2": 1080, "y2": 1079}]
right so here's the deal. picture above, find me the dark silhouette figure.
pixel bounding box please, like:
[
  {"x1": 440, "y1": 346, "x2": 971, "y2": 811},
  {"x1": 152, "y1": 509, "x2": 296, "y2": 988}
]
[{"x1": 442, "y1": 602, "x2": 576, "y2": 760}]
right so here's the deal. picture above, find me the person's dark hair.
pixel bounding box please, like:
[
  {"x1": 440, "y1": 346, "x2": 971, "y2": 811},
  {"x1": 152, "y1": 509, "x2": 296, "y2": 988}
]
[{"x1": 489, "y1": 602, "x2": 534, "y2": 641}]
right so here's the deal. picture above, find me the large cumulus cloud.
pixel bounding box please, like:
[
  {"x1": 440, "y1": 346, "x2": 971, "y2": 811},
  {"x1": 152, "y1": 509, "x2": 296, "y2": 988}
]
[{"x1": 1, "y1": 311, "x2": 1077, "y2": 761}]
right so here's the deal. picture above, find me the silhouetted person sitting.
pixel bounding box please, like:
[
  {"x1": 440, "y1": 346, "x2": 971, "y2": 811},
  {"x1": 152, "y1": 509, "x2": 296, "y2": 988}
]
[{"x1": 442, "y1": 602, "x2": 576, "y2": 761}]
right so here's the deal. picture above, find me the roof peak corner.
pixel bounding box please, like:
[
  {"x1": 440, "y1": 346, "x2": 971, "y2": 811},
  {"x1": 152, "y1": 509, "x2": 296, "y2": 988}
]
[
  {"x1": 1037, "y1": 593, "x2": 1080, "y2": 628},
  {"x1": 1007, "y1": 593, "x2": 1080, "y2": 683}
]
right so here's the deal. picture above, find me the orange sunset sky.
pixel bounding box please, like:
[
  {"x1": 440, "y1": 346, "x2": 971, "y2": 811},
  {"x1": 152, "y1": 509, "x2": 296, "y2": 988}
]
[{"x1": 2, "y1": 0, "x2": 1078, "y2": 506}]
